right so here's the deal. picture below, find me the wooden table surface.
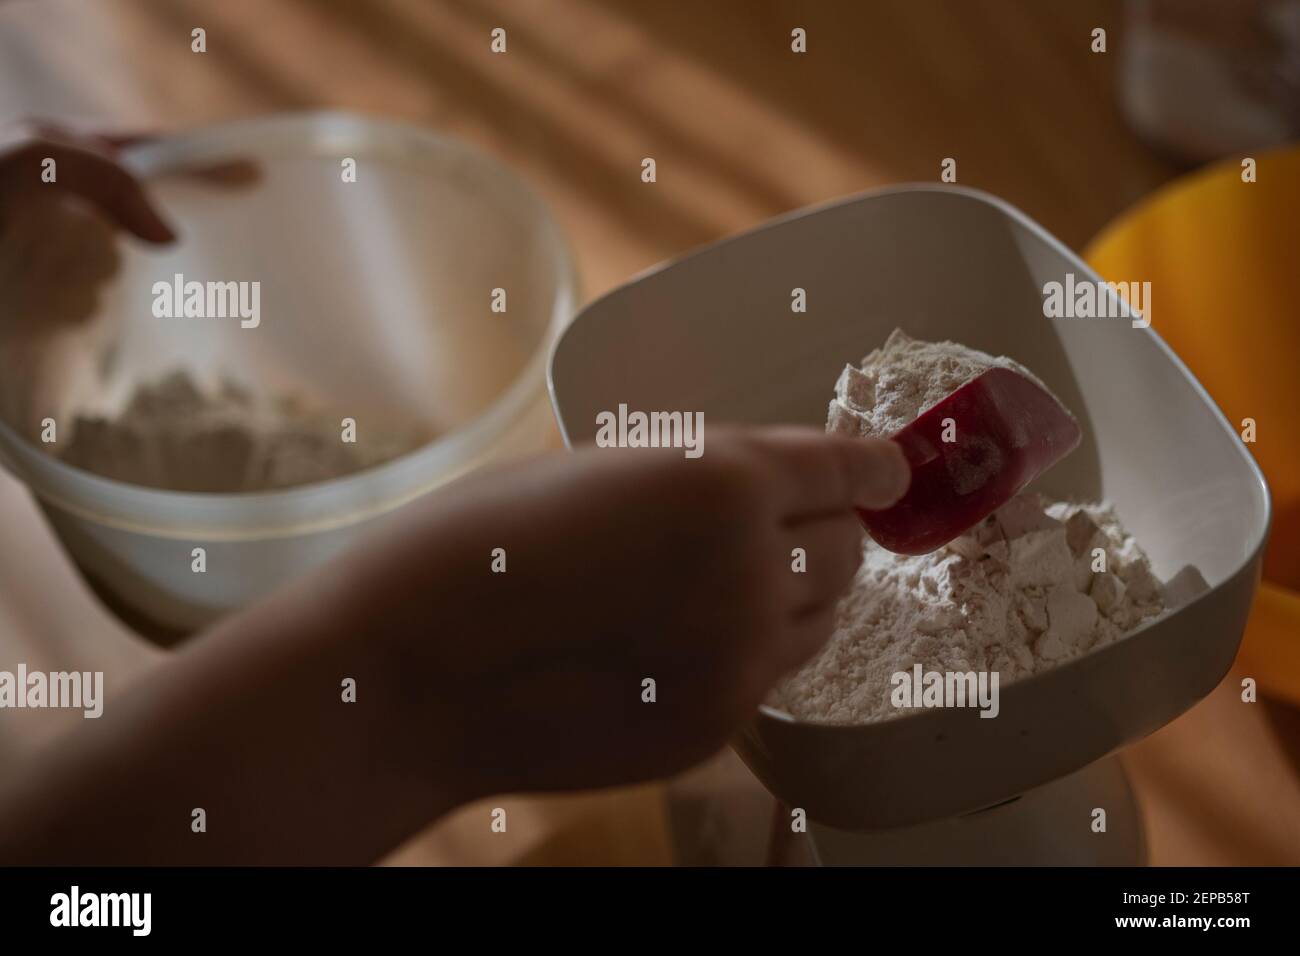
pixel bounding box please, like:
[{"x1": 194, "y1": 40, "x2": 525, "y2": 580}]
[{"x1": 0, "y1": 0, "x2": 1295, "y2": 865}]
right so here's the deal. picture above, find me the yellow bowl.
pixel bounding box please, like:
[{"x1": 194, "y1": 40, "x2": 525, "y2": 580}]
[{"x1": 1086, "y1": 145, "x2": 1300, "y2": 705}]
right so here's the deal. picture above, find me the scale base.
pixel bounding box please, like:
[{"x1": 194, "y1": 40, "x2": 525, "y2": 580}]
[
  {"x1": 666, "y1": 751, "x2": 1146, "y2": 866},
  {"x1": 790, "y1": 756, "x2": 1146, "y2": 866}
]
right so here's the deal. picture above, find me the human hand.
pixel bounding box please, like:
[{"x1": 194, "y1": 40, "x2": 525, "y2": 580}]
[
  {"x1": 337, "y1": 427, "x2": 910, "y2": 802},
  {"x1": 0, "y1": 120, "x2": 177, "y2": 243},
  {"x1": 0, "y1": 121, "x2": 176, "y2": 336},
  {"x1": 0, "y1": 119, "x2": 260, "y2": 331},
  {"x1": 0, "y1": 426, "x2": 909, "y2": 865}
]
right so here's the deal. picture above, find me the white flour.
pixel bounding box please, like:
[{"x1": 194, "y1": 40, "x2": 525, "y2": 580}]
[
  {"x1": 771, "y1": 330, "x2": 1185, "y2": 724},
  {"x1": 769, "y1": 492, "x2": 1169, "y2": 723},
  {"x1": 827, "y1": 328, "x2": 1049, "y2": 438},
  {"x1": 54, "y1": 370, "x2": 425, "y2": 493}
]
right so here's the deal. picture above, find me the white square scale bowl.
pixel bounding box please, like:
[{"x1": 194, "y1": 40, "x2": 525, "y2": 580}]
[{"x1": 548, "y1": 184, "x2": 1270, "y2": 831}]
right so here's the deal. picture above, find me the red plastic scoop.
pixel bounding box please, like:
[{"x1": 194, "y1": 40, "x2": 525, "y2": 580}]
[{"x1": 859, "y1": 366, "x2": 1081, "y2": 554}]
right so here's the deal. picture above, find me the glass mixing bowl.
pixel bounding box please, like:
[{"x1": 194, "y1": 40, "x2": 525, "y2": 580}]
[{"x1": 0, "y1": 112, "x2": 577, "y2": 640}]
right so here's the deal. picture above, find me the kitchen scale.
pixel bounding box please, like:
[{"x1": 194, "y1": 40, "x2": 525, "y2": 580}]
[
  {"x1": 548, "y1": 184, "x2": 1268, "y2": 865},
  {"x1": 664, "y1": 749, "x2": 1144, "y2": 866}
]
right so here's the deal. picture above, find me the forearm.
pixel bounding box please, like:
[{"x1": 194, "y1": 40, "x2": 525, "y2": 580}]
[{"x1": 0, "y1": 554, "x2": 468, "y2": 865}]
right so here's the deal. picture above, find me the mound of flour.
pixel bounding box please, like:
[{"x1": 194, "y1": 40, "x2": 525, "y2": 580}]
[
  {"x1": 769, "y1": 492, "x2": 1169, "y2": 723},
  {"x1": 826, "y1": 328, "x2": 1050, "y2": 438},
  {"x1": 54, "y1": 370, "x2": 425, "y2": 493},
  {"x1": 769, "y1": 329, "x2": 1197, "y2": 724}
]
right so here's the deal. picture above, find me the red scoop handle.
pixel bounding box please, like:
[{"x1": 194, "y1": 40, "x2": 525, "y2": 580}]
[{"x1": 858, "y1": 366, "x2": 1081, "y2": 555}]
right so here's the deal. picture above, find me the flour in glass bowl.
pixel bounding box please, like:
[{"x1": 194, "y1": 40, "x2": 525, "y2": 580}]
[{"x1": 51, "y1": 369, "x2": 428, "y2": 493}]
